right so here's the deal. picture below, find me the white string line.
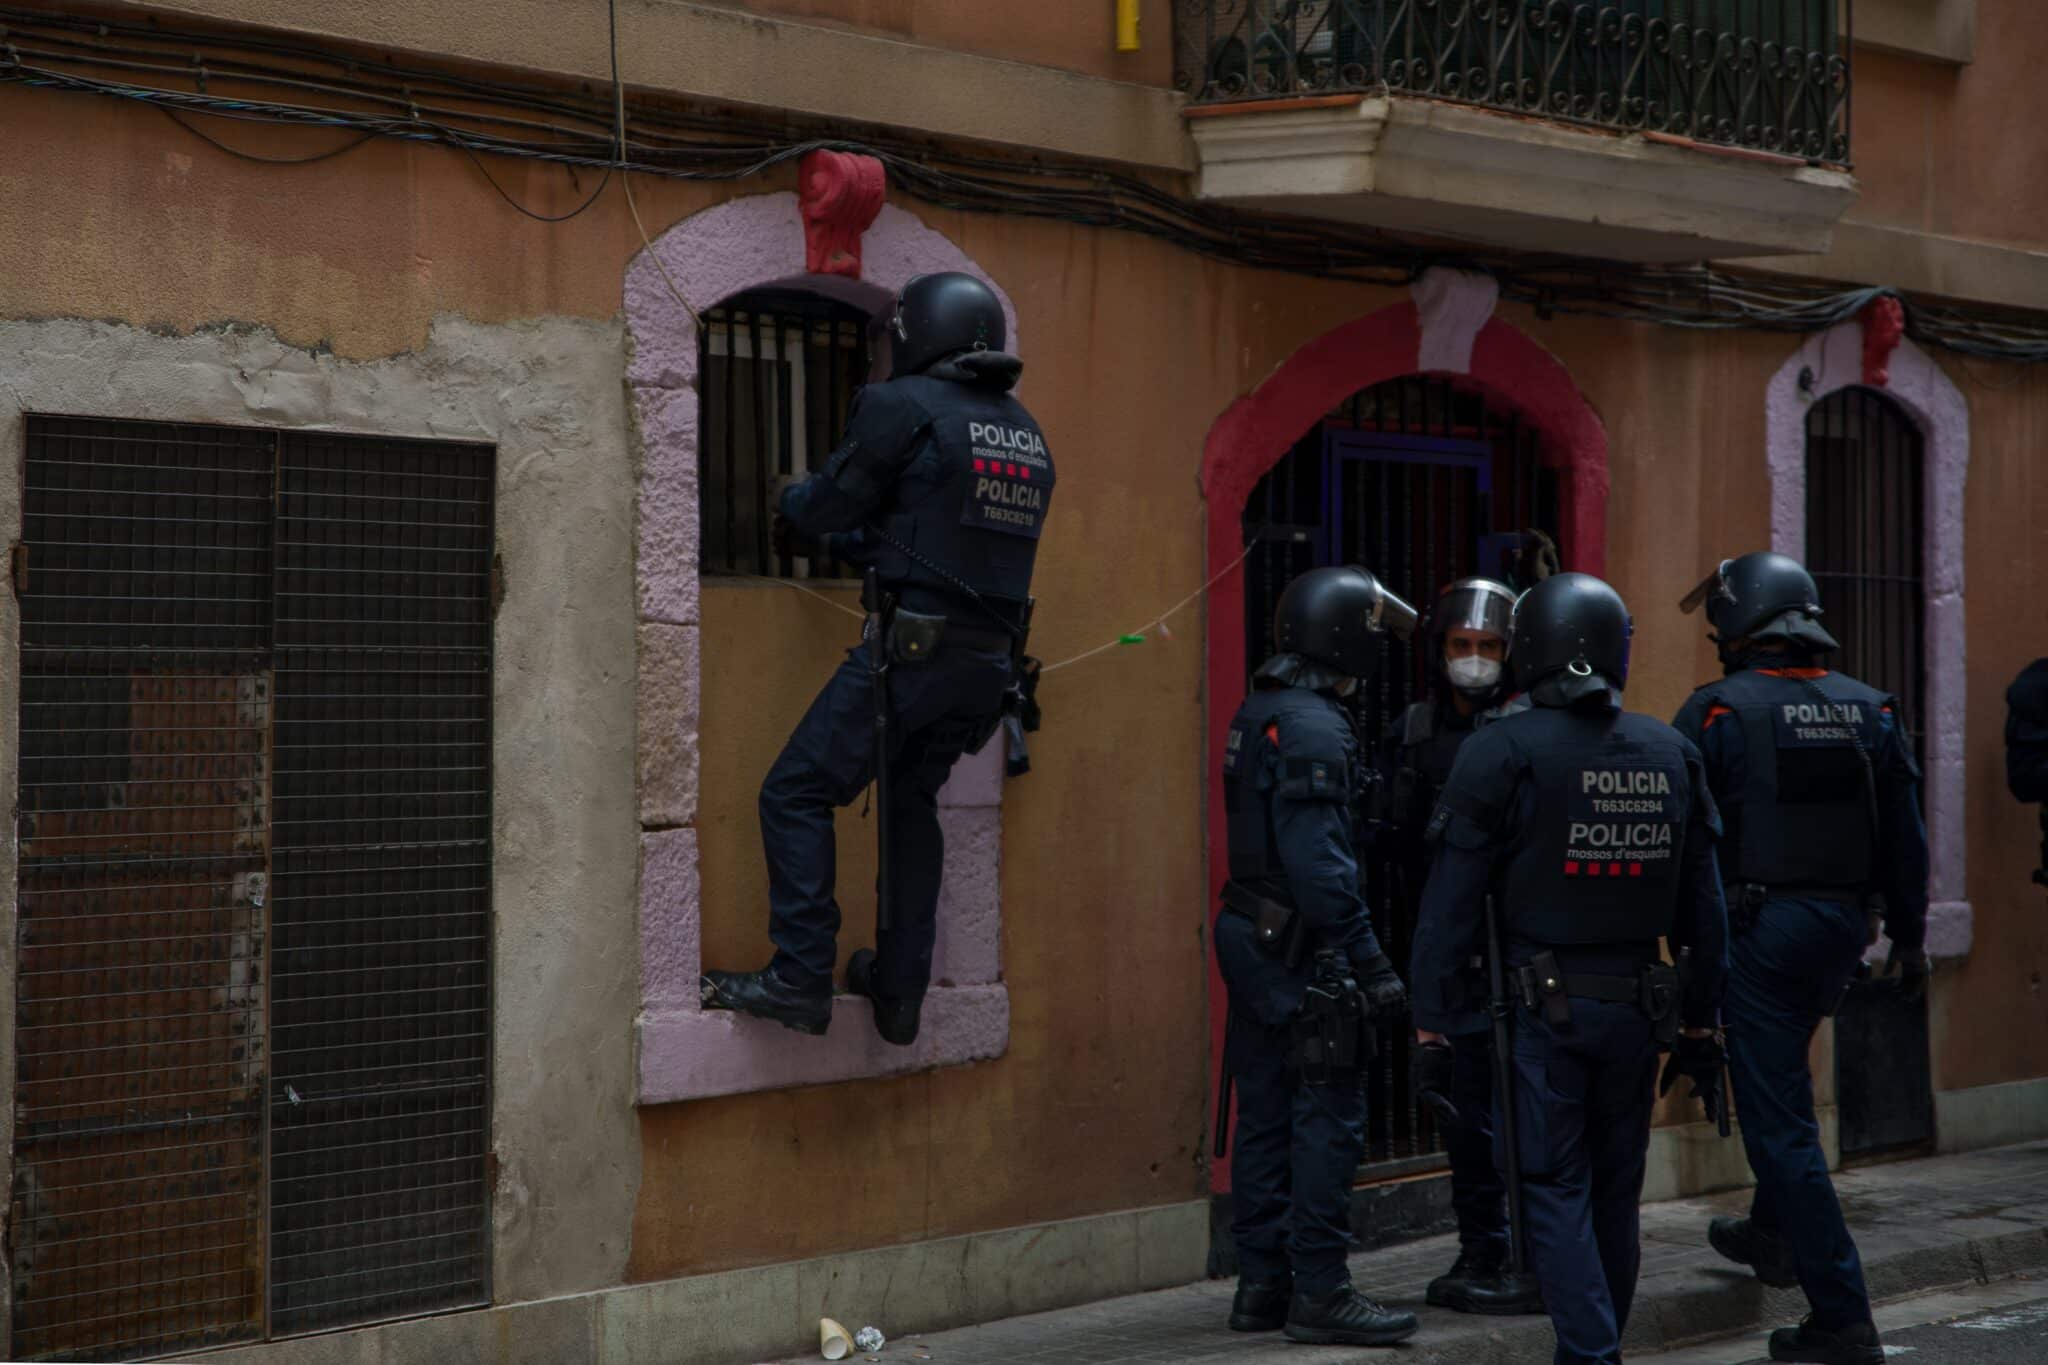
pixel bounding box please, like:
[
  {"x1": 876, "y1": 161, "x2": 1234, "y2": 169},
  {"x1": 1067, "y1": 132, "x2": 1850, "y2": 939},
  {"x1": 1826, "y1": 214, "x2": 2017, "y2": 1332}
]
[
  {"x1": 725, "y1": 540, "x2": 1255, "y2": 676},
  {"x1": 1039, "y1": 541, "x2": 1254, "y2": 674}
]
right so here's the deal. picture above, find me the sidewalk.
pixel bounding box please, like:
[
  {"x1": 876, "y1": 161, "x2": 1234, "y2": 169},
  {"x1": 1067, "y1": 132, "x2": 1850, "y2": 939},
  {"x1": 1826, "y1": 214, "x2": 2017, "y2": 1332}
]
[{"x1": 774, "y1": 1142, "x2": 2048, "y2": 1364}]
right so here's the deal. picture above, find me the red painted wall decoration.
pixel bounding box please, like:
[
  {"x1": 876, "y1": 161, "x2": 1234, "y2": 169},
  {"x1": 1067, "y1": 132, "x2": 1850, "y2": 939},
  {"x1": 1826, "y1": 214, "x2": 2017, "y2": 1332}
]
[{"x1": 798, "y1": 149, "x2": 887, "y2": 279}]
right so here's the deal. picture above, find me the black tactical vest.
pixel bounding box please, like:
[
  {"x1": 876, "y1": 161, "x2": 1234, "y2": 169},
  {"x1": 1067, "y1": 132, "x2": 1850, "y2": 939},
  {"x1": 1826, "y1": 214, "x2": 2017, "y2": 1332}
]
[
  {"x1": 870, "y1": 372, "x2": 1055, "y2": 615},
  {"x1": 1694, "y1": 668, "x2": 1889, "y2": 889},
  {"x1": 1497, "y1": 706, "x2": 1696, "y2": 945},
  {"x1": 1223, "y1": 686, "x2": 1355, "y2": 893},
  {"x1": 1393, "y1": 700, "x2": 1476, "y2": 832}
]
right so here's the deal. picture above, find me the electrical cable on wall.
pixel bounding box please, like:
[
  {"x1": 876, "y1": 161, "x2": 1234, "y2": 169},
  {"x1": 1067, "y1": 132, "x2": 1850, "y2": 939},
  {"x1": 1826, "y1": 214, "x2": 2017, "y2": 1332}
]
[{"x1": 2, "y1": 6, "x2": 2047, "y2": 362}]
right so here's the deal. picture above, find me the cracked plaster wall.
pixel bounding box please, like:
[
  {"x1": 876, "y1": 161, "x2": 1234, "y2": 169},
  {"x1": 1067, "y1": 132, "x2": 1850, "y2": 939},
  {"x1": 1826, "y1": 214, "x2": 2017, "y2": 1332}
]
[{"x1": 0, "y1": 314, "x2": 643, "y2": 1316}]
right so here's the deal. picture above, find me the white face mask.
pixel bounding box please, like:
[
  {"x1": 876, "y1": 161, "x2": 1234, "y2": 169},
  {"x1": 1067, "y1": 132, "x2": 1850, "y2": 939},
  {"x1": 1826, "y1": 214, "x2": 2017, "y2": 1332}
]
[{"x1": 1446, "y1": 655, "x2": 1503, "y2": 695}]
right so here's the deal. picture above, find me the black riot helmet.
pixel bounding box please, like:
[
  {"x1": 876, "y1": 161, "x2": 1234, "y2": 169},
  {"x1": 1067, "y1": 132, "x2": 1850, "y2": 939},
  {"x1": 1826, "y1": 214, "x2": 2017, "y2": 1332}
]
[
  {"x1": 890, "y1": 272, "x2": 1007, "y2": 376},
  {"x1": 1678, "y1": 551, "x2": 1839, "y2": 655},
  {"x1": 1509, "y1": 572, "x2": 1633, "y2": 699},
  {"x1": 1429, "y1": 576, "x2": 1517, "y2": 699},
  {"x1": 1271, "y1": 565, "x2": 1419, "y2": 683}
]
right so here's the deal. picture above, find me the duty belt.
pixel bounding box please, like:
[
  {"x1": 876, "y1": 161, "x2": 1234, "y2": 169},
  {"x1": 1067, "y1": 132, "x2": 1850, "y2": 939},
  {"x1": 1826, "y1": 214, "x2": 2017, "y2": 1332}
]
[
  {"x1": 1728, "y1": 881, "x2": 1864, "y2": 936},
  {"x1": 944, "y1": 622, "x2": 1017, "y2": 654},
  {"x1": 1513, "y1": 949, "x2": 1681, "y2": 1043}
]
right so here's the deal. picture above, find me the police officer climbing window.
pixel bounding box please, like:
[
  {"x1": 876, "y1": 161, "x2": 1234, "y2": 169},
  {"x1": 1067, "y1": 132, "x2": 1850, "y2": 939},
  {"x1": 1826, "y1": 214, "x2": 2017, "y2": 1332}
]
[
  {"x1": 1213, "y1": 566, "x2": 1422, "y2": 1349},
  {"x1": 1377, "y1": 577, "x2": 1543, "y2": 1318},
  {"x1": 1673, "y1": 552, "x2": 1929, "y2": 1365},
  {"x1": 701, "y1": 272, "x2": 1051, "y2": 1046},
  {"x1": 1410, "y1": 573, "x2": 1730, "y2": 1365}
]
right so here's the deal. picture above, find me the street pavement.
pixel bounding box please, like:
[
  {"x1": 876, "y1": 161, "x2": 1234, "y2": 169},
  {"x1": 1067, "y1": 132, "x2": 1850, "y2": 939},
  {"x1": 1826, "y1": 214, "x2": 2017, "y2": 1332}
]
[
  {"x1": 1648, "y1": 1273, "x2": 2048, "y2": 1361},
  {"x1": 768, "y1": 1141, "x2": 2048, "y2": 1365}
]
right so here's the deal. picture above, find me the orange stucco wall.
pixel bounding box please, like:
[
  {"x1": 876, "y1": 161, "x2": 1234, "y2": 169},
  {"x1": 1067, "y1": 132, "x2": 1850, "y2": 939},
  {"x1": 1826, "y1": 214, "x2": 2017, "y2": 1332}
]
[
  {"x1": 6, "y1": 53, "x2": 2048, "y2": 1293},
  {"x1": 695, "y1": 0, "x2": 1177, "y2": 86},
  {"x1": 1850, "y1": 2, "x2": 2048, "y2": 248}
]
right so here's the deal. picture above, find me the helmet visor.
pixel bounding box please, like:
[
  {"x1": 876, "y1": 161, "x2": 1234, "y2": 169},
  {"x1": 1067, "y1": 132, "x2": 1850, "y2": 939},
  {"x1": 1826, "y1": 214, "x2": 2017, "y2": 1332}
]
[
  {"x1": 1343, "y1": 566, "x2": 1419, "y2": 642},
  {"x1": 1678, "y1": 559, "x2": 1734, "y2": 616},
  {"x1": 1435, "y1": 579, "x2": 1516, "y2": 643}
]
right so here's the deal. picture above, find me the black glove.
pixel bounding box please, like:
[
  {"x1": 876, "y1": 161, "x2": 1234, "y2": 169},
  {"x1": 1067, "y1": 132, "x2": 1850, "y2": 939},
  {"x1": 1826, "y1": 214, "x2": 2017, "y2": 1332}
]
[
  {"x1": 771, "y1": 512, "x2": 822, "y2": 562},
  {"x1": 1658, "y1": 1031, "x2": 1727, "y2": 1125},
  {"x1": 1415, "y1": 1040, "x2": 1459, "y2": 1128},
  {"x1": 1882, "y1": 944, "x2": 1930, "y2": 1003},
  {"x1": 1353, "y1": 952, "x2": 1408, "y2": 1018}
]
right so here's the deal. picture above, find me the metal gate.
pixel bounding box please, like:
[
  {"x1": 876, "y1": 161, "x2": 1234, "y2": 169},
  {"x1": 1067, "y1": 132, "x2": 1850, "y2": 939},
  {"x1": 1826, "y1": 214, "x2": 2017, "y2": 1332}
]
[
  {"x1": 1242, "y1": 375, "x2": 1558, "y2": 1175},
  {"x1": 1805, "y1": 386, "x2": 1934, "y2": 1162},
  {"x1": 11, "y1": 416, "x2": 494, "y2": 1361}
]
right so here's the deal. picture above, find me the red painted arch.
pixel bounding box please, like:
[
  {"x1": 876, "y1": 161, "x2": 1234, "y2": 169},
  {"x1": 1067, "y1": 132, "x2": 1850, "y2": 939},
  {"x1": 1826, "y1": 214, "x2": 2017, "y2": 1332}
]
[{"x1": 1201, "y1": 302, "x2": 1608, "y2": 1194}]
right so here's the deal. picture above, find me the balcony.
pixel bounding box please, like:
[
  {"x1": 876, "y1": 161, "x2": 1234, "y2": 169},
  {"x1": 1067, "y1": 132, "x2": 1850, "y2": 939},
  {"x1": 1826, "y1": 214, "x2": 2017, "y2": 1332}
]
[{"x1": 1176, "y1": 2, "x2": 1861, "y2": 262}]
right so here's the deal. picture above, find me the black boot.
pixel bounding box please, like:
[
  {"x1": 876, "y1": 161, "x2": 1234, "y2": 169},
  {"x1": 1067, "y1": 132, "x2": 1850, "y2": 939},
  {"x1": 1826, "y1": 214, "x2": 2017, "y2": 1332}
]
[
  {"x1": 1457, "y1": 1267, "x2": 1546, "y2": 1317},
  {"x1": 1768, "y1": 1316, "x2": 1883, "y2": 1364},
  {"x1": 845, "y1": 949, "x2": 921, "y2": 1046},
  {"x1": 1228, "y1": 1274, "x2": 1292, "y2": 1332},
  {"x1": 1425, "y1": 1249, "x2": 1493, "y2": 1311},
  {"x1": 1709, "y1": 1215, "x2": 1799, "y2": 1289},
  {"x1": 1283, "y1": 1284, "x2": 1419, "y2": 1347},
  {"x1": 700, "y1": 965, "x2": 831, "y2": 1035}
]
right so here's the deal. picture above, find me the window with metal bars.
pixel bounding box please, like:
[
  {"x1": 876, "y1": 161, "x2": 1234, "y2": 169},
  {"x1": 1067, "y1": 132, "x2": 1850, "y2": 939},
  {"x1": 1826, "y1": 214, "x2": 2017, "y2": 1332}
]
[
  {"x1": 10, "y1": 414, "x2": 494, "y2": 1362},
  {"x1": 1804, "y1": 386, "x2": 1927, "y2": 767},
  {"x1": 698, "y1": 288, "x2": 874, "y2": 580}
]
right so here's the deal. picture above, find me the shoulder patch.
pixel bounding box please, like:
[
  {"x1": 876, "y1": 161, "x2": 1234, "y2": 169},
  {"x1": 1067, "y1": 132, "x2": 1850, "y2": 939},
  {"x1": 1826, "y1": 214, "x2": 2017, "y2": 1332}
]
[{"x1": 1272, "y1": 699, "x2": 1356, "y2": 803}]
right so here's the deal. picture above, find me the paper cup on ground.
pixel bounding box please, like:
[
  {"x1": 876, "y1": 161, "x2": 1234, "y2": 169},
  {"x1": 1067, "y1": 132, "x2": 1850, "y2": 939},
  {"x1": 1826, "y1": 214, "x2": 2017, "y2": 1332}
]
[{"x1": 819, "y1": 1317, "x2": 854, "y2": 1361}]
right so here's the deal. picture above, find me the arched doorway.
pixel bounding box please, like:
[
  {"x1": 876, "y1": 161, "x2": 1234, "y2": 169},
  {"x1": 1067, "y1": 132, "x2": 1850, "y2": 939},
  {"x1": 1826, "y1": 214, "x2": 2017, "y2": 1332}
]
[
  {"x1": 1804, "y1": 383, "x2": 1935, "y2": 1162},
  {"x1": 1200, "y1": 281, "x2": 1608, "y2": 1215},
  {"x1": 1240, "y1": 373, "x2": 1566, "y2": 1177}
]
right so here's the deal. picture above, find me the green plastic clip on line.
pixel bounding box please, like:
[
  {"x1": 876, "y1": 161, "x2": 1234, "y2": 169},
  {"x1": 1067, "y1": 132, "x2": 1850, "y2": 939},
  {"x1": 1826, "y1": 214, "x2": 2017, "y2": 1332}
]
[{"x1": 1118, "y1": 633, "x2": 1146, "y2": 645}]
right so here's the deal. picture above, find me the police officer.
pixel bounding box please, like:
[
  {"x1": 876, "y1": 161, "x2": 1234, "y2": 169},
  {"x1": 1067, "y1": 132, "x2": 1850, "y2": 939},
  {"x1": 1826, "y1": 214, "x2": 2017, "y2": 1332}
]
[
  {"x1": 2007, "y1": 658, "x2": 2048, "y2": 886},
  {"x1": 1380, "y1": 578, "x2": 1542, "y2": 1316},
  {"x1": 1411, "y1": 573, "x2": 1729, "y2": 1365},
  {"x1": 1674, "y1": 553, "x2": 1928, "y2": 1365},
  {"x1": 702, "y1": 272, "x2": 1054, "y2": 1047},
  {"x1": 1215, "y1": 565, "x2": 1421, "y2": 1349}
]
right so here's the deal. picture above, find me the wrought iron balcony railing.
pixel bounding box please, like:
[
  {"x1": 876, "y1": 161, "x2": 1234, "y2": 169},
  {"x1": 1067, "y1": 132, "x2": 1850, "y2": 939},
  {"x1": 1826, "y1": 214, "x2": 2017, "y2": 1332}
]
[{"x1": 1176, "y1": 1, "x2": 1851, "y2": 165}]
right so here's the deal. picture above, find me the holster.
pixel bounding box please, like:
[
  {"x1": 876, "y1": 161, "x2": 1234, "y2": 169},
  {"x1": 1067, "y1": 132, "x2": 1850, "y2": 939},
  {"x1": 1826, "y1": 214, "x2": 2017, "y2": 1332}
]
[
  {"x1": 1826, "y1": 964, "x2": 1867, "y2": 1018},
  {"x1": 1639, "y1": 961, "x2": 1682, "y2": 1047},
  {"x1": 1731, "y1": 882, "x2": 1768, "y2": 937},
  {"x1": 886, "y1": 607, "x2": 948, "y2": 665},
  {"x1": 1291, "y1": 951, "x2": 1374, "y2": 1083},
  {"x1": 1222, "y1": 881, "x2": 1308, "y2": 970},
  {"x1": 1528, "y1": 949, "x2": 1571, "y2": 1027}
]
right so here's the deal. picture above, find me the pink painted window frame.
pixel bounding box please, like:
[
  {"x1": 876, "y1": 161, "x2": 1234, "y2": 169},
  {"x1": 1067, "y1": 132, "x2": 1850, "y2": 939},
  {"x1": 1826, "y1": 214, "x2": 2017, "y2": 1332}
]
[
  {"x1": 1766, "y1": 324, "x2": 1971, "y2": 957},
  {"x1": 626, "y1": 193, "x2": 1020, "y2": 1103}
]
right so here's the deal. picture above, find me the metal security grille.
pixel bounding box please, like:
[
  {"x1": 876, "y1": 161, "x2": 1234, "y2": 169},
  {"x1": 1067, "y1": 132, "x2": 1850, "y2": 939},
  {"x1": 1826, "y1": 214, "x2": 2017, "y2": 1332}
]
[
  {"x1": 699, "y1": 289, "x2": 872, "y2": 580},
  {"x1": 1804, "y1": 386, "x2": 1926, "y2": 765},
  {"x1": 267, "y1": 432, "x2": 493, "y2": 1335},
  {"x1": 1176, "y1": 1, "x2": 1853, "y2": 164},
  {"x1": 1804, "y1": 386, "x2": 1934, "y2": 1163},
  {"x1": 10, "y1": 416, "x2": 493, "y2": 1361},
  {"x1": 1242, "y1": 375, "x2": 1558, "y2": 1177},
  {"x1": 13, "y1": 418, "x2": 274, "y2": 1361}
]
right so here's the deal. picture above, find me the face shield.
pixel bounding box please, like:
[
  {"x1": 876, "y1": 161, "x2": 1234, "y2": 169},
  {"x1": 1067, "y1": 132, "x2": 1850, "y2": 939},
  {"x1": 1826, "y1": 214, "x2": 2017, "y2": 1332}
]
[
  {"x1": 1342, "y1": 566, "x2": 1419, "y2": 643},
  {"x1": 1435, "y1": 578, "x2": 1516, "y2": 643},
  {"x1": 1678, "y1": 559, "x2": 1735, "y2": 619}
]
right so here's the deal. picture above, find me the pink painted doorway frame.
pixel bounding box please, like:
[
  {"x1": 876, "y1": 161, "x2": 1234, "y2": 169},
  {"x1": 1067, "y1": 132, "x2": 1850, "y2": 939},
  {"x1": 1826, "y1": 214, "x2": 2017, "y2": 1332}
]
[
  {"x1": 1765, "y1": 324, "x2": 1972, "y2": 959},
  {"x1": 1199, "y1": 272, "x2": 1610, "y2": 1192}
]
